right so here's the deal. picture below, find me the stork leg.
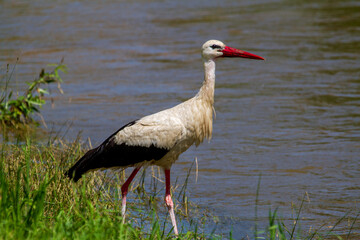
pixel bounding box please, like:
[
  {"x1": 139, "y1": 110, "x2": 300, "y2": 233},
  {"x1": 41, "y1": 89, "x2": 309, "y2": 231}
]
[
  {"x1": 164, "y1": 169, "x2": 178, "y2": 235},
  {"x1": 121, "y1": 167, "x2": 141, "y2": 221}
]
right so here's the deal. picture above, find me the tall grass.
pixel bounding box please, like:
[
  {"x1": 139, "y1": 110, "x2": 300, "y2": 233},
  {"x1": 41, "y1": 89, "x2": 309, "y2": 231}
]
[
  {"x1": 0, "y1": 138, "x2": 225, "y2": 239},
  {"x1": 2, "y1": 138, "x2": 360, "y2": 239},
  {"x1": 1, "y1": 140, "x2": 123, "y2": 239},
  {"x1": 2, "y1": 138, "x2": 358, "y2": 239}
]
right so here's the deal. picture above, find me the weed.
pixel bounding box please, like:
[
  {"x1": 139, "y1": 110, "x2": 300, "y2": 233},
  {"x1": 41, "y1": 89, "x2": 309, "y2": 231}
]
[{"x1": 0, "y1": 60, "x2": 66, "y2": 128}]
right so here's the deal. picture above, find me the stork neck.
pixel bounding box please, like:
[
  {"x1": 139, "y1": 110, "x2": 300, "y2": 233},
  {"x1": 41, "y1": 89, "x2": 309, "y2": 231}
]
[{"x1": 197, "y1": 59, "x2": 216, "y2": 105}]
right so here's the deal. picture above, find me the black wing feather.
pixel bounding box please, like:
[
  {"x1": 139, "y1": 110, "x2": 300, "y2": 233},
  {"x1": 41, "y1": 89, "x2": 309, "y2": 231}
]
[{"x1": 65, "y1": 120, "x2": 170, "y2": 182}]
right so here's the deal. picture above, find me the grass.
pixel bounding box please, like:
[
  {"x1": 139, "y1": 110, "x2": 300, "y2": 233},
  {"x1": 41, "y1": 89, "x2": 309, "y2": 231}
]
[
  {"x1": 1, "y1": 137, "x2": 359, "y2": 240},
  {"x1": 0, "y1": 137, "x2": 226, "y2": 239}
]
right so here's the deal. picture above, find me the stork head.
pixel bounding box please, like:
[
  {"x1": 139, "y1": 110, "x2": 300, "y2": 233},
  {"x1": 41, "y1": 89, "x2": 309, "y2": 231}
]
[{"x1": 201, "y1": 40, "x2": 265, "y2": 61}]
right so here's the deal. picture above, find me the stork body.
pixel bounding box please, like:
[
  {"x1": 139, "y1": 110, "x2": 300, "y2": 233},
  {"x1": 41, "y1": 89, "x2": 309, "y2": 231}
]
[{"x1": 65, "y1": 40, "x2": 264, "y2": 235}]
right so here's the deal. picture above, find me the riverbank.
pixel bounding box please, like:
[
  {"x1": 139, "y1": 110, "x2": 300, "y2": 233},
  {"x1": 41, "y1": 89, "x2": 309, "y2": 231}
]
[
  {"x1": 0, "y1": 137, "x2": 228, "y2": 239},
  {"x1": 1, "y1": 136, "x2": 358, "y2": 239}
]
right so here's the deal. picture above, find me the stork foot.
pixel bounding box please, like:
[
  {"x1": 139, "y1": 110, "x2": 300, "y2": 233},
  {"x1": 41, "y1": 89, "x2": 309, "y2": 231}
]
[
  {"x1": 121, "y1": 194, "x2": 127, "y2": 223},
  {"x1": 165, "y1": 194, "x2": 178, "y2": 235},
  {"x1": 120, "y1": 167, "x2": 141, "y2": 224}
]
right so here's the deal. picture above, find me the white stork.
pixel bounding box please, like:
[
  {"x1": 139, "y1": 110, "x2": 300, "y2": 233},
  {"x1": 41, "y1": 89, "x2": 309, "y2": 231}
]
[{"x1": 65, "y1": 40, "x2": 264, "y2": 235}]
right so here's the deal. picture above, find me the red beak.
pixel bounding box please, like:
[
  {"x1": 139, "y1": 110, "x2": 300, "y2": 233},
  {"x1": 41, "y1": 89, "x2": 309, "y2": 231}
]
[{"x1": 221, "y1": 46, "x2": 265, "y2": 60}]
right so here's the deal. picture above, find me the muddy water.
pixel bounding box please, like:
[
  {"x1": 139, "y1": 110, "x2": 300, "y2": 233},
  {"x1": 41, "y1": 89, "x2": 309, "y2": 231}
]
[{"x1": 1, "y1": 0, "x2": 360, "y2": 236}]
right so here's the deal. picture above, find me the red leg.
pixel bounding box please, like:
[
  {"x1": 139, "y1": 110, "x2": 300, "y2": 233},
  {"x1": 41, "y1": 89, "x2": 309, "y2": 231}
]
[
  {"x1": 121, "y1": 167, "x2": 141, "y2": 220},
  {"x1": 164, "y1": 169, "x2": 178, "y2": 235}
]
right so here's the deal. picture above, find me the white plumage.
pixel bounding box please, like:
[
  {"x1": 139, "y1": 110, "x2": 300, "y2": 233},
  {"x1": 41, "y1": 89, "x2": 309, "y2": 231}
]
[
  {"x1": 65, "y1": 40, "x2": 264, "y2": 235},
  {"x1": 114, "y1": 95, "x2": 214, "y2": 168}
]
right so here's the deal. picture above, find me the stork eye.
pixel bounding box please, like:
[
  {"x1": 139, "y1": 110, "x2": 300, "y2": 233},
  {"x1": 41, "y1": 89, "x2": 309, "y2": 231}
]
[{"x1": 210, "y1": 44, "x2": 221, "y2": 49}]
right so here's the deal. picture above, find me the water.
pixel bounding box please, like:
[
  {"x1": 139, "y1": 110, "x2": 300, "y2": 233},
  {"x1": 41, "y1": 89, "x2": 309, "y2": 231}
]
[{"x1": 1, "y1": 0, "x2": 360, "y2": 237}]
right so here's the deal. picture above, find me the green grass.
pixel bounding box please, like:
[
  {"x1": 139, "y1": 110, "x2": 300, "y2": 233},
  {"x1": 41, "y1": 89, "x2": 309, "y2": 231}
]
[
  {"x1": 0, "y1": 138, "x2": 225, "y2": 239},
  {"x1": 1, "y1": 138, "x2": 359, "y2": 240}
]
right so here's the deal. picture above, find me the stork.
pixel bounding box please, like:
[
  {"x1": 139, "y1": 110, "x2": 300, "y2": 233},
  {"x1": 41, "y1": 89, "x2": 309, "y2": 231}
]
[{"x1": 65, "y1": 40, "x2": 264, "y2": 235}]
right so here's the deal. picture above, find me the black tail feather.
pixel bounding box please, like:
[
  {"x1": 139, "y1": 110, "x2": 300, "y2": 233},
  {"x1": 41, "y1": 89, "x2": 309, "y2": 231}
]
[
  {"x1": 65, "y1": 169, "x2": 80, "y2": 182},
  {"x1": 64, "y1": 164, "x2": 83, "y2": 182},
  {"x1": 65, "y1": 121, "x2": 137, "y2": 182},
  {"x1": 65, "y1": 148, "x2": 99, "y2": 182}
]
